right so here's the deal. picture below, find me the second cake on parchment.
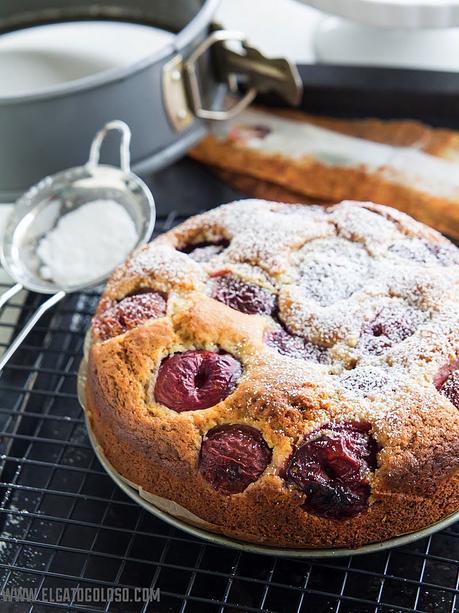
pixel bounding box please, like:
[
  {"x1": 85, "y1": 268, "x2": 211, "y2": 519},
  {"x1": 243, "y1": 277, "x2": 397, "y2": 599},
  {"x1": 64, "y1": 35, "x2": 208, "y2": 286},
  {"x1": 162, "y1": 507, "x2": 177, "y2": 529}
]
[{"x1": 190, "y1": 107, "x2": 459, "y2": 238}]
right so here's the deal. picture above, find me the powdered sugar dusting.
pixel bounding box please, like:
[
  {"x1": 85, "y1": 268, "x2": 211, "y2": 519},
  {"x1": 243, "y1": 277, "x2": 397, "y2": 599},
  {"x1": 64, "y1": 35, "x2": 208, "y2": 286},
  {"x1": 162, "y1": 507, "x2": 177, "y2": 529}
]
[
  {"x1": 329, "y1": 201, "x2": 401, "y2": 255},
  {"x1": 340, "y1": 366, "x2": 392, "y2": 397},
  {"x1": 294, "y1": 238, "x2": 371, "y2": 306},
  {"x1": 389, "y1": 237, "x2": 459, "y2": 266},
  {"x1": 121, "y1": 244, "x2": 206, "y2": 292}
]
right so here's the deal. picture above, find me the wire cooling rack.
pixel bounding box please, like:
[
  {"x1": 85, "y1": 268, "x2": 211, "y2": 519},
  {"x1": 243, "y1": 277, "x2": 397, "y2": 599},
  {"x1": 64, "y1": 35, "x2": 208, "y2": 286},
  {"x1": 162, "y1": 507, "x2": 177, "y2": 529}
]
[{"x1": 0, "y1": 208, "x2": 457, "y2": 613}]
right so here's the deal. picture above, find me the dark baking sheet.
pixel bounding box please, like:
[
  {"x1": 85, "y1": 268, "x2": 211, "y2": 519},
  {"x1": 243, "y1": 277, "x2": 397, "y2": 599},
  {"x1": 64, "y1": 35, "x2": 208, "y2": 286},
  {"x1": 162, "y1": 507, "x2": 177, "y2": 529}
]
[
  {"x1": 264, "y1": 64, "x2": 459, "y2": 127},
  {"x1": 0, "y1": 65, "x2": 457, "y2": 613}
]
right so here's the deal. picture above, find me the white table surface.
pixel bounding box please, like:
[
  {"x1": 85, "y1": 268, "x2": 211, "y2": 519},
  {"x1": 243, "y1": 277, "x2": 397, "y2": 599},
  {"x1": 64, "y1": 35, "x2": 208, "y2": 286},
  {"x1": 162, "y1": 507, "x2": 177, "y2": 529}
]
[
  {"x1": 217, "y1": 0, "x2": 459, "y2": 71},
  {"x1": 216, "y1": 0, "x2": 321, "y2": 63}
]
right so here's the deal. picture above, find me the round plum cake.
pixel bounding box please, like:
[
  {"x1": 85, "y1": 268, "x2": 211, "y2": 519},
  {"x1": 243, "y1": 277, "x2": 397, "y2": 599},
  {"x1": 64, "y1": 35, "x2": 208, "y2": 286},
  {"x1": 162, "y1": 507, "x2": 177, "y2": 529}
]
[{"x1": 85, "y1": 199, "x2": 459, "y2": 548}]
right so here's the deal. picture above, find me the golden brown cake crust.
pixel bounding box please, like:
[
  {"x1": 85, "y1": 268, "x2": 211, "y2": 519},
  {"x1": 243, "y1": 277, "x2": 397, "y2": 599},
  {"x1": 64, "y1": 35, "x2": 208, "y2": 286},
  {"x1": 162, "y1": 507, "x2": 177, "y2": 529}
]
[{"x1": 85, "y1": 200, "x2": 459, "y2": 548}]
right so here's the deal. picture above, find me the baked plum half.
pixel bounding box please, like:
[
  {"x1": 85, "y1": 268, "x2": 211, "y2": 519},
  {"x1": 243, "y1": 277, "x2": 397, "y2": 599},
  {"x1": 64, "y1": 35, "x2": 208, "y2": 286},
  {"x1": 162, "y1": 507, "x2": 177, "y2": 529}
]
[
  {"x1": 154, "y1": 350, "x2": 242, "y2": 412},
  {"x1": 93, "y1": 290, "x2": 166, "y2": 340},
  {"x1": 179, "y1": 238, "x2": 230, "y2": 262},
  {"x1": 285, "y1": 422, "x2": 378, "y2": 520},
  {"x1": 361, "y1": 305, "x2": 420, "y2": 355},
  {"x1": 211, "y1": 274, "x2": 276, "y2": 316},
  {"x1": 266, "y1": 327, "x2": 329, "y2": 363},
  {"x1": 434, "y1": 361, "x2": 459, "y2": 409},
  {"x1": 199, "y1": 424, "x2": 272, "y2": 494}
]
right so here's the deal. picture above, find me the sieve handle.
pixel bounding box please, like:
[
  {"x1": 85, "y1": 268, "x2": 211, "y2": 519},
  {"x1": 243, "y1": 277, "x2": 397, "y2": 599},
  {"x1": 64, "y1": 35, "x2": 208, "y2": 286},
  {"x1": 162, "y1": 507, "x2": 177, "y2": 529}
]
[
  {"x1": 86, "y1": 120, "x2": 132, "y2": 174},
  {"x1": 0, "y1": 283, "x2": 23, "y2": 310},
  {"x1": 0, "y1": 290, "x2": 66, "y2": 372}
]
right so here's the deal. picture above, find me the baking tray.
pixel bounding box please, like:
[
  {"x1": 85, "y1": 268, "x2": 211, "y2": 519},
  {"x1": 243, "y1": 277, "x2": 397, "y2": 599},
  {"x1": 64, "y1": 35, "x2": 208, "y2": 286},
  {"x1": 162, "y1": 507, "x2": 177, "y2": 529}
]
[{"x1": 264, "y1": 64, "x2": 459, "y2": 128}]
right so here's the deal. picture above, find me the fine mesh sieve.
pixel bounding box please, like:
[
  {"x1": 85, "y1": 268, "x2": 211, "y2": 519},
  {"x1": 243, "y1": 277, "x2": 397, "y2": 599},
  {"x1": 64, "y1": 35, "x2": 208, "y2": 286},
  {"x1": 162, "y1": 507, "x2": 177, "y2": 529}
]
[{"x1": 0, "y1": 120, "x2": 155, "y2": 370}]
